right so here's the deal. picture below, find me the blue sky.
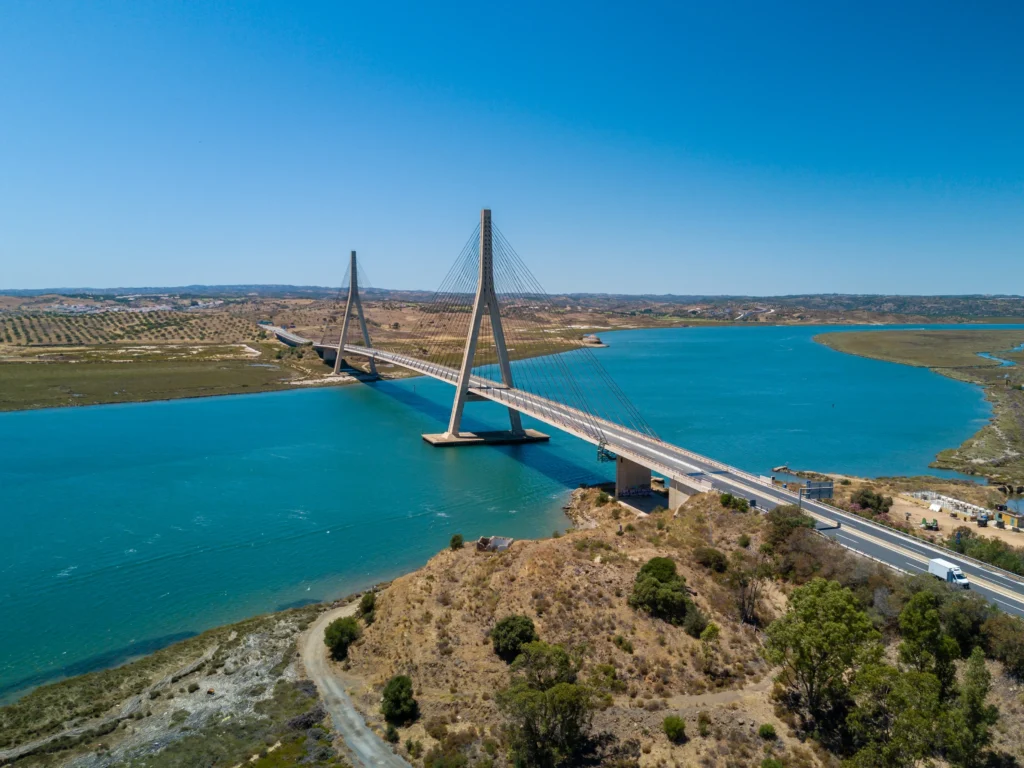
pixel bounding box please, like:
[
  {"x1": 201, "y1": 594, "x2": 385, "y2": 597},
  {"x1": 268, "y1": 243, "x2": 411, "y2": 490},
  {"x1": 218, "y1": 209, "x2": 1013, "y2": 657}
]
[{"x1": 1, "y1": 1, "x2": 1022, "y2": 295}]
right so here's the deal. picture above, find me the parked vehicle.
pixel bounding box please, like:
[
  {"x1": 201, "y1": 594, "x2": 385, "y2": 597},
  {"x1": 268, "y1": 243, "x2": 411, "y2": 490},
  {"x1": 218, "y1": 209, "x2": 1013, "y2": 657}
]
[
  {"x1": 978, "y1": 513, "x2": 989, "y2": 527},
  {"x1": 928, "y1": 558, "x2": 970, "y2": 589}
]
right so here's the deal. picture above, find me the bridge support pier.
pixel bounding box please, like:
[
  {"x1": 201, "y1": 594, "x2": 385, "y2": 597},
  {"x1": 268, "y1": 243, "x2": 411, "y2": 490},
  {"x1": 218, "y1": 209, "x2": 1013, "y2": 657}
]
[
  {"x1": 615, "y1": 456, "x2": 651, "y2": 500},
  {"x1": 668, "y1": 478, "x2": 691, "y2": 513}
]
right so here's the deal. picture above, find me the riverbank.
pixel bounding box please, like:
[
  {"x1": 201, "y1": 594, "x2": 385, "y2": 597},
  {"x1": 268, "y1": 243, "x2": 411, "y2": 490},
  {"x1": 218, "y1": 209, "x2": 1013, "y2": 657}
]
[
  {"x1": 816, "y1": 328, "x2": 1024, "y2": 488},
  {"x1": 0, "y1": 600, "x2": 352, "y2": 767}
]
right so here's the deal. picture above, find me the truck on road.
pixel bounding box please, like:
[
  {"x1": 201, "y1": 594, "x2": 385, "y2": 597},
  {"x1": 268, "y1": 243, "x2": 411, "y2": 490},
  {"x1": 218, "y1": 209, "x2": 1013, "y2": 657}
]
[{"x1": 928, "y1": 558, "x2": 970, "y2": 589}]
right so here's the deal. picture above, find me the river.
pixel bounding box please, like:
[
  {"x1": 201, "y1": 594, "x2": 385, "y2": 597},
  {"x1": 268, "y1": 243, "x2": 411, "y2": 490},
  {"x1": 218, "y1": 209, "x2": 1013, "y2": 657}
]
[{"x1": 0, "y1": 324, "x2": 1002, "y2": 700}]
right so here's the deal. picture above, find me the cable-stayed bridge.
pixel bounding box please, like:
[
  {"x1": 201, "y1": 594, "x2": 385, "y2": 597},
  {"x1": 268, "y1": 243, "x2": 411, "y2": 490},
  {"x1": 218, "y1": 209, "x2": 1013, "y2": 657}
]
[{"x1": 315, "y1": 209, "x2": 1024, "y2": 618}]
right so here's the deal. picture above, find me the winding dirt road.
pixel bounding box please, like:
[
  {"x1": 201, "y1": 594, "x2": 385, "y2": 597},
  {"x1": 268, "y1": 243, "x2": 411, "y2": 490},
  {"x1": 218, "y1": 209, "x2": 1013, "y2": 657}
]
[{"x1": 301, "y1": 604, "x2": 410, "y2": 768}]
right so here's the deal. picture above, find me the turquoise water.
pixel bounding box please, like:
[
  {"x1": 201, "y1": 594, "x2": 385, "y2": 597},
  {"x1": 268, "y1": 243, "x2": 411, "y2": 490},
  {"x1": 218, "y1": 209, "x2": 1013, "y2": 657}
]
[
  {"x1": 978, "y1": 352, "x2": 1016, "y2": 367},
  {"x1": 0, "y1": 324, "x2": 1003, "y2": 699}
]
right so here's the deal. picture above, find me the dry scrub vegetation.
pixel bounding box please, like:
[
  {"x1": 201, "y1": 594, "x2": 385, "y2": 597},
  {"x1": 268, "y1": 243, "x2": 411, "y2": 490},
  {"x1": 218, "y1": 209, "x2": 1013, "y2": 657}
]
[{"x1": 342, "y1": 491, "x2": 818, "y2": 768}]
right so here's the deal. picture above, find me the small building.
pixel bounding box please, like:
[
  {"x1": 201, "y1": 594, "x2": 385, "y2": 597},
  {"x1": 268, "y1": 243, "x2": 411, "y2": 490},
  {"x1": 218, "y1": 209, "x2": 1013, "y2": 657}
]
[{"x1": 476, "y1": 536, "x2": 514, "y2": 552}]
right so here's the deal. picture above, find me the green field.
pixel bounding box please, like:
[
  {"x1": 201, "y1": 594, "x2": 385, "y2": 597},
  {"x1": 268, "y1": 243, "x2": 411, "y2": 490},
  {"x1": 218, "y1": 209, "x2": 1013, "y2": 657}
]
[
  {"x1": 817, "y1": 329, "x2": 1024, "y2": 487},
  {"x1": 816, "y1": 328, "x2": 1024, "y2": 369},
  {"x1": 0, "y1": 360, "x2": 299, "y2": 411}
]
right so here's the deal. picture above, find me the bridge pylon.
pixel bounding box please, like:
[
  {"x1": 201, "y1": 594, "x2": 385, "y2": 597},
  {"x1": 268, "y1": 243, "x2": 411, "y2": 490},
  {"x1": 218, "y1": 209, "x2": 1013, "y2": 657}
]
[
  {"x1": 333, "y1": 250, "x2": 377, "y2": 378},
  {"x1": 422, "y1": 209, "x2": 549, "y2": 446}
]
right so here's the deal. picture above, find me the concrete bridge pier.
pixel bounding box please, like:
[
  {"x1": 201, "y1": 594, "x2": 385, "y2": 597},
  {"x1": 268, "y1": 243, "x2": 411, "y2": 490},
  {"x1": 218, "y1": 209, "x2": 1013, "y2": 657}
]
[
  {"x1": 668, "y1": 478, "x2": 691, "y2": 513},
  {"x1": 615, "y1": 456, "x2": 651, "y2": 499}
]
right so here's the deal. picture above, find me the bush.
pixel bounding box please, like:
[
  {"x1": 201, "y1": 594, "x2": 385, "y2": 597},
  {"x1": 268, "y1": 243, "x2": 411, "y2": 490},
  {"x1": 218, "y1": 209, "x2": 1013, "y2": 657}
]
[
  {"x1": 720, "y1": 493, "x2": 750, "y2": 512},
  {"x1": 491, "y1": 615, "x2": 538, "y2": 663},
  {"x1": 762, "y1": 759, "x2": 784, "y2": 768},
  {"x1": 983, "y1": 612, "x2": 1024, "y2": 678},
  {"x1": 683, "y1": 605, "x2": 709, "y2": 638},
  {"x1": 662, "y1": 715, "x2": 686, "y2": 744},
  {"x1": 630, "y1": 557, "x2": 697, "y2": 626},
  {"x1": 758, "y1": 723, "x2": 777, "y2": 740},
  {"x1": 405, "y1": 739, "x2": 423, "y2": 758},
  {"x1": 385, "y1": 723, "x2": 399, "y2": 743},
  {"x1": 449, "y1": 534, "x2": 464, "y2": 551},
  {"x1": 511, "y1": 642, "x2": 578, "y2": 690},
  {"x1": 324, "y1": 616, "x2": 361, "y2": 660},
  {"x1": 948, "y1": 526, "x2": 1024, "y2": 575},
  {"x1": 850, "y1": 488, "x2": 893, "y2": 515},
  {"x1": 738, "y1": 533, "x2": 751, "y2": 549},
  {"x1": 613, "y1": 635, "x2": 634, "y2": 654},
  {"x1": 358, "y1": 592, "x2": 376, "y2": 625},
  {"x1": 765, "y1": 505, "x2": 815, "y2": 550},
  {"x1": 381, "y1": 675, "x2": 419, "y2": 725},
  {"x1": 697, "y1": 711, "x2": 711, "y2": 737},
  {"x1": 694, "y1": 546, "x2": 728, "y2": 573},
  {"x1": 497, "y1": 680, "x2": 593, "y2": 767}
]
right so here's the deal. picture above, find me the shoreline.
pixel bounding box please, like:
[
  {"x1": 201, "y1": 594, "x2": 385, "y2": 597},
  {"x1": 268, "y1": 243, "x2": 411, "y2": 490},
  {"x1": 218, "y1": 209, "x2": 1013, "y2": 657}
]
[{"x1": 814, "y1": 328, "x2": 1024, "y2": 489}]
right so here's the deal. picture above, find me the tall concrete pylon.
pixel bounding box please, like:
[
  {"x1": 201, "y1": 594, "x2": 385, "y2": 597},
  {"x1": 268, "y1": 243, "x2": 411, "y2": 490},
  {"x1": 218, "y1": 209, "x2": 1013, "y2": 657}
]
[
  {"x1": 333, "y1": 250, "x2": 378, "y2": 377},
  {"x1": 445, "y1": 209, "x2": 524, "y2": 438}
]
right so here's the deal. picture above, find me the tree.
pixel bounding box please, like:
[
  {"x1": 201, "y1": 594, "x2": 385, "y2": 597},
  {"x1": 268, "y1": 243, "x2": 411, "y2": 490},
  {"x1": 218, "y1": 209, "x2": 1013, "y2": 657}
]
[
  {"x1": 629, "y1": 557, "x2": 692, "y2": 625},
  {"x1": 694, "y1": 546, "x2": 728, "y2": 573},
  {"x1": 358, "y1": 592, "x2": 376, "y2": 625},
  {"x1": 981, "y1": 613, "x2": 1024, "y2": 679},
  {"x1": 847, "y1": 664, "x2": 942, "y2": 768},
  {"x1": 662, "y1": 715, "x2": 686, "y2": 744},
  {"x1": 491, "y1": 615, "x2": 538, "y2": 663},
  {"x1": 850, "y1": 488, "x2": 893, "y2": 515},
  {"x1": 763, "y1": 578, "x2": 881, "y2": 723},
  {"x1": 764, "y1": 505, "x2": 815, "y2": 550},
  {"x1": 942, "y1": 648, "x2": 999, "y2": 768},
  {"x1": 898, "y1": 591, "x2": 959, "y2": 695},
  {"x1": 511, "y1": 642, "x2": 578, "y2": 691},
  {"x1": 324, "y1": 616, "x2": 361, "y2": 660},
  {"x1": 381, "y1": 674, "x2": 419, "y2": 725},
  {"x1": 728, "y1": 548, "x2": 773, "y2": 625},
  {"x1": 449, "y1": 533, "x2": 464, "y2": 550},
  {"x1": 497, "y1": 680, "x2": 593, "y2": 768},
  {"x1": 940, "y1": 591, "x2": 993, "y2": 658}
]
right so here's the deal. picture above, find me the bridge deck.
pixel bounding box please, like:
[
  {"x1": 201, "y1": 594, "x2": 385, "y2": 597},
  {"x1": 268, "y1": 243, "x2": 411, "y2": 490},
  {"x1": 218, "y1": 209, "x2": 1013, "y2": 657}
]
[{"x1": 337, "y1": 342, "x2": 1024, "y2": 618}]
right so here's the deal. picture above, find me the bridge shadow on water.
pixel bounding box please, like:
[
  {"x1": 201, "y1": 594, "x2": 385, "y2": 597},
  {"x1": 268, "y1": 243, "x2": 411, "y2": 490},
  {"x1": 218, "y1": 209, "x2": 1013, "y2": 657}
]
[
  {"x1": 366, "y1": 381, "x2": 607, "y2": 491},
  {"x1": 0, "y1": 631, "x2": 198, "y2": 705}
]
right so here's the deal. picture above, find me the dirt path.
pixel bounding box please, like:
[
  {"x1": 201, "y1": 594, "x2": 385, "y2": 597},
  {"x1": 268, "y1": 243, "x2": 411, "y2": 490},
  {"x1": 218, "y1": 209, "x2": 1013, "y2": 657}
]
[
  {"x1": 301, "y1": 604, "x2": 410, "y2": 768},
  {"x1": 664, "y1": 675, "x2": 774, "y2": 709}
]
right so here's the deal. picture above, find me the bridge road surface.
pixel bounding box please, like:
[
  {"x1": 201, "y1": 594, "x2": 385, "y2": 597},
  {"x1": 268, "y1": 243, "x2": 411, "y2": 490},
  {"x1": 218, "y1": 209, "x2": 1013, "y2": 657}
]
[{"x1": 342, "y1": 344, "x2": 1024, "y2": 619}]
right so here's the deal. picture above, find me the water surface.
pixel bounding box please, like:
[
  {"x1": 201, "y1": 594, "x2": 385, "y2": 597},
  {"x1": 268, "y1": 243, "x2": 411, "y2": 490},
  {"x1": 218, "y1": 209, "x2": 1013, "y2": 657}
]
[{"x1": 0, "y1": 324, "x2": 1002, "y2": 699}]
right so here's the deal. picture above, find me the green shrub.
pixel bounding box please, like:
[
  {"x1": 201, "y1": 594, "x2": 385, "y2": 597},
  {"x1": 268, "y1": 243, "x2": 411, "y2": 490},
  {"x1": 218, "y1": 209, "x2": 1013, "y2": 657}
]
[
  {"x1": 324, "y1": 616, "x2": 361, "y2": 660},
  {"x1": 511, "y1": 642, "x2": 578, "y2": 690},
  {"x1": 683, "y1": 605, "x2": 709, "y2": 638},
  {"x1": 720, "y1": 493, "x2": 750, "y2": 512},
  {"x1": 385, "y1": 723, "x2": 399, "y2": 743},
  {"x1": 381, "y1": 675, "x2": 419, "y2": 725},
  {"x1": 738, "y1": 533, "x2": 751, "y2": 549},
  {"x1": 762, "y1": 759, "x2": 784, "y2": 768},
  {"x1": 697, "y1": 710, "x2": 711, "y2": 737},
  {"x1": 765, "y1": 505, "x2": 815, "y2": 550},
  {"x1": 850, "y1": 488, "x2": 893, "y2": 515},
  {"x1": 694, "y1": 546, "x2": 728, "y2": 573},
  {"x1": 663, "y1": 715, "x2": 686, "y2": 743},
  {"x1": 491, "y1": 615, "x2": 538, "y2": 663},
  {"x1": 612, "y1": 635, "x2": 634, "y2": 654},
  {"x1": 405, "y1": 739, "x2": 423, "y2": 758},
  {"x1": 358, "y1": 592, "x2": 376, "y2": 625},
  {"x1": 630, "y1": 557, "x2": 695, "y2": 626},
  {"x1": 758, "y1": 723, "x2": 777, "y2": 740},
  {"x1": 449, "y1": 533, "x2": 464, "y2": 551}
]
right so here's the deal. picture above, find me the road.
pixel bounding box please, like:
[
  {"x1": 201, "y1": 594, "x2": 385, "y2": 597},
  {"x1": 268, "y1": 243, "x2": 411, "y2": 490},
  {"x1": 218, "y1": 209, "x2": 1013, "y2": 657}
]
[
  {"x1": 343, "y1": 343, "x2": 1024, "y2": 619},
  {"x1": 301, "y1": 603, "x2": 411, "y2": 768}
]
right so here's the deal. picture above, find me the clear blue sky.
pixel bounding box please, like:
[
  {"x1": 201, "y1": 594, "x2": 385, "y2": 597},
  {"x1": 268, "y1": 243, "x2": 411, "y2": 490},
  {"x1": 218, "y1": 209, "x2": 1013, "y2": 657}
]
[{"x1": 1, "y1": 1, "x2": 1022, "y2": 295}]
